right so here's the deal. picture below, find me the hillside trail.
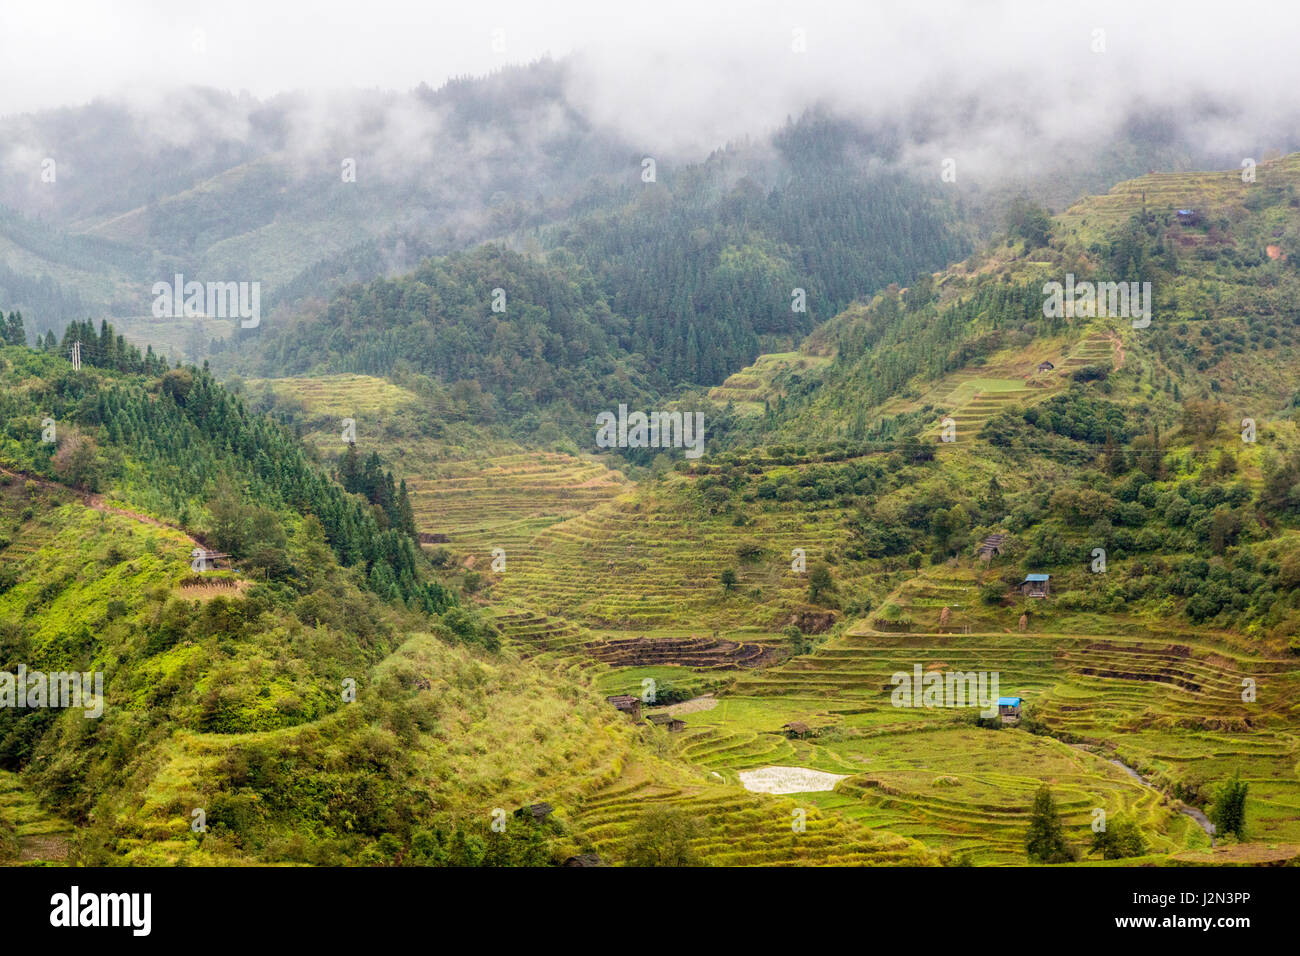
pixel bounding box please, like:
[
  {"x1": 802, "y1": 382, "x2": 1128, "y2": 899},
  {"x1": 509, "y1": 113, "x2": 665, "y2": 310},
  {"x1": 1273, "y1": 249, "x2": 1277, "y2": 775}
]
[
  {"x1": 1107, "y1": 330, "x2": 1126, "y2": 369},
  {"x1": 0, "y1": 464, "x2": 204, "y2": 551}
]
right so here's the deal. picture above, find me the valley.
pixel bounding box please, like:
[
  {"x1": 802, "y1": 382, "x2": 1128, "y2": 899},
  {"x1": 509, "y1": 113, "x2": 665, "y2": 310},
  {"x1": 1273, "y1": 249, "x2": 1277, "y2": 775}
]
[{"x1": 3, "y1": 64, "x2": 1300, "y2": 869}]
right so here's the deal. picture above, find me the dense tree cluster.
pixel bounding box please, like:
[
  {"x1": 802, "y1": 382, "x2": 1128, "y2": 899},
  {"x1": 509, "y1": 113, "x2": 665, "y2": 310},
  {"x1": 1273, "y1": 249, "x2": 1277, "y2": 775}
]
[{"x1": 0, "y1": 334, "x2": 452, "y2": 613}]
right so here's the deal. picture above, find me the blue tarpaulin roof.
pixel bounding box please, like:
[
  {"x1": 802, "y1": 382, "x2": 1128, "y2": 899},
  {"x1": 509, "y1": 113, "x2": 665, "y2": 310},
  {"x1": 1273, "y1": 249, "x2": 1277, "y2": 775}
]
[
  {"x1": 1024, "y1": 573, "x2": 1050, "y2": 582},
  {"x1": 998, "y1": 697, "x2": 1022, "y2": 706}
]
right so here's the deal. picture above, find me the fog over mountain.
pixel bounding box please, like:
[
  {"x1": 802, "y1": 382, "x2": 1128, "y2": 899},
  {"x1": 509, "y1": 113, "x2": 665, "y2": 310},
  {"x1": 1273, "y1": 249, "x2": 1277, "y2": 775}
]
[
  {"x1": 4, "y1": 1, "x2": 1300, "y2": 176},
  {"x1": 3, "y1": 1, "x2": 1299, "y2": 342},
  {"x1": 8, "y1": 0, "x2": 1300, "y2": 902}
]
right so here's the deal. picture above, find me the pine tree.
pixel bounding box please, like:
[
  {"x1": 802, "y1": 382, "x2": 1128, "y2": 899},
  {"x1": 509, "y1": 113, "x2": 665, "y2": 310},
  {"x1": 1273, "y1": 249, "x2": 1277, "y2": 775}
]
[
  {"x1": 3, "y1": 310, "x2": 25, "y2": 346},
  {"x1": 397, "y1": 478, "x2": 417, "y2": 537},
  {"x1": 1209, "y1": 772, "x2": 1248, "y2": 839},
  {"x1": 1025, "y1": 786, "x2": 1077, "y2": 863}
]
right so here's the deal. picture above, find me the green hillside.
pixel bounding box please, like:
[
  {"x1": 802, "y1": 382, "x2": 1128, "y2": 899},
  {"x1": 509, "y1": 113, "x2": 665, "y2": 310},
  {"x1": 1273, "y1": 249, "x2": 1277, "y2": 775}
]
[
  {"x1": 278, "y1": 152, "x2": 1300, "y2": 866},
  {"x1": 7, "y1": 152, "x2": 1300, "y2": 869}
]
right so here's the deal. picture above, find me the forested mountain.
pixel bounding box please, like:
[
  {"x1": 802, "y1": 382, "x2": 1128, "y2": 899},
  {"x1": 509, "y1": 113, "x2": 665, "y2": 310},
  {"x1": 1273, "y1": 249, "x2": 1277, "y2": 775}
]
[
  {"x1": 217, "y1": 110, "x2": 972, "y2": 430},
  {"x1": 6, "y1": 57, "x2": 1289, "y2": 364},
  {"x1": 696, "y1": 153, "x2": 1300, "y2": 640},
  {"x1": 0, "y1": 59, "x2": 636, "y2": 336},
  {"x1": 740, "y1": 156, "x2": 1300, "y2": 446}
]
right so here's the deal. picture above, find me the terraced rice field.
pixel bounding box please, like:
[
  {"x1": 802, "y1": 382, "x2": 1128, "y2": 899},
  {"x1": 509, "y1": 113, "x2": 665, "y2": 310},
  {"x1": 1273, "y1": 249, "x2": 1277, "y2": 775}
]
[
  {"x1": 0, "y1": 771, "x2": 73, "y2": 864},
  {"x1": 663, "y1": 573, "x2": 1300, "y2": 863},
  {"x1": 481, "y1": 487, "x2": 863, "y2": 629},
  {"x1": 927, "y1": 378, "x2": 1042, "y2": 446},
  {"x1": 1061, "y1": 331, "x2": 1118, "y2": 371},
  {"x1": 403, "y1": 425, "x2": 1297, "y2": 864},
  {"x1": 247, "y1": 373, "x2": 420, "y2": 417},
  {"x1": 708, "y1": 351, "x2": 832, "y2": 414},
  {"x1": 407, "y1": 452, "x2": 628, "y2": 558},
  {"x1": 570, "y1": 765, "x2": 936, "y2": 866},
  {"x1": 913, "y1": 328, "x2": 1118, "y2": 448},
  {"x1": 1057, "y1": 153, "x2": 1300, "y2": 235}
]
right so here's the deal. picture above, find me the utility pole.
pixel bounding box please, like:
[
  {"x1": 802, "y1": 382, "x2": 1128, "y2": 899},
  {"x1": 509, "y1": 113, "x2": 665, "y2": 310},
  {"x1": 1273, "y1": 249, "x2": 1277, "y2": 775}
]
[{"x1": 71, "y1": 340, "x2": 81, "y2": 371}]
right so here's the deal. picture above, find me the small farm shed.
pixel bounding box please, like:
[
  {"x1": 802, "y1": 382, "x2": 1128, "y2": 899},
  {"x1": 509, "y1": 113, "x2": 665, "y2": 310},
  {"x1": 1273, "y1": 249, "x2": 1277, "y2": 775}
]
[
  {"x1": 1021, "y1": 573, "x2": 1051, "y2": 598},
  {"x1": 1176, "y1": 208, "x2": 1201, "y2": 225},
  {"x1": 783, "y1": 721, "x2": 812, "y2": 739},
  {"x1": 975, "y1": 533, "x2": 1006, "y2": 561},
  {"x1": 997, "y1": 697, "x2": 1022, "y2": 723},
  {"x1": 1036, "y1": 360, "x2": 1055, "y2": 372},
  {"x1": 646, "y1": 713, "x2": 686, "y2": 732},
  {"x1": 606, "y1": 695, "x2": 642, "y2": 720},
  {"x1": 190, "y1": 549, "x2": 232, "y2": 571}
]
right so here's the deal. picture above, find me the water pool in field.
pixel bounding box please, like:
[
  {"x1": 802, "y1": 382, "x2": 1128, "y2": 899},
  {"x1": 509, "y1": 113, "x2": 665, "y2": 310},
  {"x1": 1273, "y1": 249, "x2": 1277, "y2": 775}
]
[{"x1": 737, "y1": 766, "x2": 849, "y2": 794}]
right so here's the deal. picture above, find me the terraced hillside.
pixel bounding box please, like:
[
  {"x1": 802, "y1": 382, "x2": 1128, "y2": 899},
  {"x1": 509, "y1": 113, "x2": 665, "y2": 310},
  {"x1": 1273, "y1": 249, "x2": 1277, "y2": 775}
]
[
  {"x1": 247, "y1": 373, "x2": 420, "y2": 418},
  {"x1": 1056, "y1": 152, "x2": 1300, "y2": 238},
  {"x1": 405, "y1": 452, "x2": 628, "y2": 559},
  {"x1": 928, "y1": 379, "x2": 1042, "y2": 446},
  {"x1": 0, "y1": 771, "x2": 74, "y2": 865},
  {"x1": 481, "y1": 472, "x2": 868, "y2": 630},
  {"x1": 570, "y1": 762, "x2": 937, "y2": 866},
  {"x1": 906, "y1": 329, "x2": 1120, "y2": 447},
  {"x1": 646, "y1": 553, "x2": 1300, "y2": 863},
  {"x1": 708, "y1": 352, "x2": 833, "y2": 415},
  {"x1": 167, "y1": 153, "x2": 1300, "y2": 867}
]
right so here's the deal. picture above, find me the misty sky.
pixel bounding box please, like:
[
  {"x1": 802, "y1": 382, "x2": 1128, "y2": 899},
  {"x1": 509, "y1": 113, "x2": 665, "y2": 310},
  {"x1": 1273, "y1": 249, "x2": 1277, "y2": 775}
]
[{"x1": 3, "y1": 1, "x2": 1299, "y2": 156}]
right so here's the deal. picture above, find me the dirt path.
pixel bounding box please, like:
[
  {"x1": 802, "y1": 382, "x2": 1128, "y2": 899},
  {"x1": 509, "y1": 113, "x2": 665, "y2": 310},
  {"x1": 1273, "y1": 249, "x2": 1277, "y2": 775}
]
[
  {"x1": 0, "y1": 465, "x2": 203, "y2": 550},
  {"x1": 1107, "y1": 331, "x2": 1126, "y2": 369}
]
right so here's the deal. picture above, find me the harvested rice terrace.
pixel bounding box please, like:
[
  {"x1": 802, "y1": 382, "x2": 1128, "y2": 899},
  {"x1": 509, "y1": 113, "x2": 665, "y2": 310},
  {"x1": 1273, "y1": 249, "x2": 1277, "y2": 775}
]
[
  {"x1": 572, "y1": 774, "x2": 936, "y2": 866},
  {"x1": 491, "y1": 608, "x2": 784, "y2": 677},
  {"x1": 407, "y1": 451, "x2": 627, "y2": 553},
  {"x1": 733, "y1": 632, "x2": 1292, "y2": 718},
  {"x1": 407, "y1": 448, "x2": 869, "y2": 629},
  {"x1": 486, "y1": 501, "x2": 856, "y2": 628}
]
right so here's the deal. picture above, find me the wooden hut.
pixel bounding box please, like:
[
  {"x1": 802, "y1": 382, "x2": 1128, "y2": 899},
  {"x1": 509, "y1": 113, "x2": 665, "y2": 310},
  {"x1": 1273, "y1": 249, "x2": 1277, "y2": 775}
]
[
  {"x1": 646, "y1": 712, "x2": 686, "y2": 732},
  {"x1": 189, "y1": 549, "x2": 232, "y2": 572},
  {"x1": 997, "y1": 697, "x2": 1022, "y2": 723},
  {"x1": 606, "y1": 694, "x2": 642, "y2": 720},
  {"x1": 1021, "y1": 573, "x2": 1051, "y2": 598},
  {"x1": 975, "y1": 533, "x2": 1006, "y2": 561}
]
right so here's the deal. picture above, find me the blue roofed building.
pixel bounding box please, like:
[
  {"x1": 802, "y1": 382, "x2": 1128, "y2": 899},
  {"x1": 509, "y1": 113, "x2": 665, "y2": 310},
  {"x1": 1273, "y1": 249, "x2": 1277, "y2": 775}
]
[
  {"x1": 998, "y1": 696, "x2": 1023, "y2": 722},
  {"x1": 1021, "y1": 573, "x2": 1050, "y2": 598}
]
